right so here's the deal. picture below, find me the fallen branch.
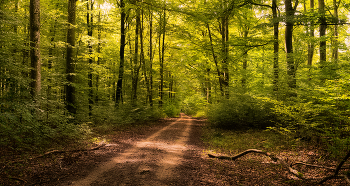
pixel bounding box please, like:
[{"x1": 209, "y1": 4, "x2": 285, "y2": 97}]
[
  {"x1": 9, "y1": 177, "x2": 27, "y2": 183},
  {"x1": 11, "y1": 144, "x2": 106, "y2": 163},
  {"x1": 208, "y1": 149, "x2": 304, "y2": 179},
  {"x1": 209, "y1": 149, "x2": 350, "y2": 184},
  {"x1": 319, "y1": 149, "x2": 350, "y2": 184}
]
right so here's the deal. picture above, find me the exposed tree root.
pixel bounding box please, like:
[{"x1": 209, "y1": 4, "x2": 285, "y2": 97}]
[{"x1": 208, "y1": 149, "x2": 350, "y2": 184}]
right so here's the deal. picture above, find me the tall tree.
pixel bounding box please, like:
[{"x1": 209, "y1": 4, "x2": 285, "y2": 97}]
[
  {"x1": 66, "y1": 0, "x2": 77, "y2": 115},
  {"x1": 115, "y1": 0, "x2": 126, "y2": 106},
  {"x1": 96, "y1": 3, "x2": 102, "y2": 103},
  {"x1": 221, "y1": 0, "x2": 229, "y2": 98},
  {"x1": 272, "y1": 0, "x2": 279, "y2": 93},
  {"x1": 159, "y1": 4, "x2": 166, "y2": 107},
  {"x1": 87, "y1": 0, "x2": 94, "y2": 116},
  {"x1": 30, "y1": 0, "x2": 41, "y2": 99},
  {"x1": 148, "y1": 9, "x2": 153, "y2": 106},
  {"x1": 131, "y1": 3, "x2": 141, "y2": 105},
  {"x1": 332, "y1": 0, "x2": 339, "y2": 63},
  {"x1": 284, "y1": 0, "x2": 297, "y2": 93},
  {"x1": 319, "y1": 0, "x2": 327, "y2": 67},
  {"x1": 307, "y1": 0, "x2": 315, "y2": 80}
]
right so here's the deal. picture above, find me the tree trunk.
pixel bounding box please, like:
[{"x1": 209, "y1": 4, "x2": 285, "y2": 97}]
[
  {"x1": 30, "y1": 0, "x2": 41, "y2": 99},
  {"x1": 149, "y1": 9, "x2": 153, "y2": 106},
  {"x1": 207, "y1": 24, "x2": 223, "y2": 95},
  {"x1": 115, "y1": 0, "x2": 126, "y2": 106},
  {"x1": 319, "y1": 0, "x2": 327, "y2": 66},
  {"x1": 132, "y1": 4, "x2": 141, "y2": 105},
  {"x1": 272, "y1": 0, "x2": 279, "y2": 93},
  {"x1": 332, "y1": 0, "x2": 338, "y2": 63},
  {"x1": 284, "y1": 0, "x2": 297, "y2": 93},
  {"x1": 221, "y1": 9, "x2": 229, "y2": 99},
  {"x1": 96, "y1": 4, "x2": 101, "y2": 103},
  {"x1": 307, "y1": 0, "x2": 315, "y2": 80},
  {"x1": 66, "y1": 0, "x2": 77, "y2": 115},
  {"x1": 87, "y1": 0, "x2": 94, "y2": 117},
  {"x1": 140, "y1": 8, "x2": 151, "y2": 106},
  {"x1": 241, "y1": 29, "x2": 248, "y2": 89},
  {"x1": 159, "y1": 5, "x2": 166, "y2": 107}
]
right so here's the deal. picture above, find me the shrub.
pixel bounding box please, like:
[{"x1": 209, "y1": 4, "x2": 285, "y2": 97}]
[{"x1": 207, "y1": 93, "x2": 276, "y2": 130}]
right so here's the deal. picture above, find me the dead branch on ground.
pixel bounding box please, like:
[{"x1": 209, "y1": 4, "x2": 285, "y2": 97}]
[
  {"x1": 11, "y1": 143, "x2": 106, "y2": 164},
  {"x1": 208, "y1": 148, "x2": 350, "y2": 184}
]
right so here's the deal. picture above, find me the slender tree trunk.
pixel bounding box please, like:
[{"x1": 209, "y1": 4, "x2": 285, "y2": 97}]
[
  {"x1": 47, "y1": 17, "x2": 57, "y2": 120},
  {"x1": 115, "y1": 0, "x2": 126, "y2": 106},
  {"x1": 30, "y1": 0, "x2": 41, "y2": 99},
  {"x1": 332, "y1": 0, "x2": 338, "y2": 63},
  {"x1": 221, "y1": 10, "x2": 229, "y2": 99},
  {"x1": 285, "y1": 0, "x2": 297, "y2": 93},
  {"x1": 66, "y1": 0, "x2": 77, "y2": 115},
  {"x1": 87, "y1": 0, "x2": 94, "y2": 117},
  {"x1": 140, "y1": 8, "x2": 150, "y2": 106},
  {"x1": 319, "y1": 0, "x2": 327, "y2": 66},
  {"x1": 149, "y1": 9, "x2": 153, "y2": 106},
  {"x1": 159, "y1": 5, "x2": 166, "y2": 107},
  {"x1": 96, "y1": 4, "x2": 101, "y2": 103},
  {"x1": 241, "y1": 29, "x2": 248, "y2": 89},
  {"x1": 132, "y1": 4, "x2": 141, "y2": 105},
  {"x1": 307, "y1": 0, "x2": 315, "y2": 80},
  {"x1": 272, "y1": 0, "x2": 279, "y2": 93},
  {"x1": 207, "y1": 24, "x2": 223, "y2": 95}
]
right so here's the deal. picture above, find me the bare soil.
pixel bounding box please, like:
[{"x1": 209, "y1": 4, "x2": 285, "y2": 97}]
[{"x1": 1, "y1": 115, "x2": 345, "y2": 185}]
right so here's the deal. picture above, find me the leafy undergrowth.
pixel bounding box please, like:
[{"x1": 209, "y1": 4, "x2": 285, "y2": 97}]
[{"x1": 202, "y1": 127, "x2": 349, "y2": 184}]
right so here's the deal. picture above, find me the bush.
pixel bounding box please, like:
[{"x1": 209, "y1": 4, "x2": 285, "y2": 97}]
[{"x1": 207, "y1": 93, "x2": 276, "y2": 130}]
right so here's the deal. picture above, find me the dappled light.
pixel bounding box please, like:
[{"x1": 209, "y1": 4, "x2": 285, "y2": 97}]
[{"x1": 1, "y1": 0, "x2": 350, "y2": 185}]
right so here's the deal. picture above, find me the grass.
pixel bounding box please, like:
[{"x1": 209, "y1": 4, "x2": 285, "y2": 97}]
[{"x1": 202, "y1": 126, "x2": 302, "y2": 155}]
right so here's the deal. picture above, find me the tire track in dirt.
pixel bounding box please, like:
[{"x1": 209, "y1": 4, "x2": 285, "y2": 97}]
[{"x1": 71, "y1": 114, "x2": 192, "y2": 186}]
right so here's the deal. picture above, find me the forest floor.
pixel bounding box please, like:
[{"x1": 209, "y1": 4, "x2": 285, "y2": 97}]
[{"x1": 1, "y1": 114, "x2": 347, "y2": 185}]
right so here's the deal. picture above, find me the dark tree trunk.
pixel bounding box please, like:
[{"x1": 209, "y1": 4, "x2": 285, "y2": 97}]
[
  {"x1": 241, "y1": 29, "x2": 248, "y2": 89},
  {"x1": 284, "y1": 0, "x2": 297, "y2": 93},
  {"x1": 132, "y1": 4, "x2": 141, "y2": 105},
  {"x1": 140, "y1": 8, "x2": 151, "y2": 106},
  {"x1": 30, "y1": 0, "x2": 41, "y2": 99},
  {"x1": 207, "y1": 24, "x2": 223, "y2": 95},
  {"x1": 87, "y1": 0, "x2": 94, "y2": 117},
  {"x1": 149, "y1": 9, "x2": 153, "y2": 106},
  {"x1": 115, "y1": 0, "x2": 126, "y2": 106},
  {"x1": 66, "y1": 0, "x2": 77, "y2": 115},
  {"x1": 221, "y1": 12, "x2": 229, "y2": 99},
  {"x1": 159, "y1": 6, "x2": 166, "y2": 107},
  {"x1": 332, "y1": 0, "x2": 338, "y2": 63},
  {"x1": 319, "y1": 0, "x2": 327, "y2": 66},
  {"x1": 96, "y1": 4, "x2": 101, "y2": 103},
  {"x1": 272, "y1": 0, "x2": 279, "y2": 93},
  {"x1": 307, "y1": 0, "x2": 315, "y2": 80}
]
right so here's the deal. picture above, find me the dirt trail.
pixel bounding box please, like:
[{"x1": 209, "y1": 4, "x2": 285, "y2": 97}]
[{"x1": 71, "y1": 114, "x2": 193, "y2": 186}]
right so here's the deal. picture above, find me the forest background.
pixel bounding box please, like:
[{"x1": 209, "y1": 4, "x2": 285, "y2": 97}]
[{"x1": 1, "y1": 0, "x2": 350, "y2": 161}]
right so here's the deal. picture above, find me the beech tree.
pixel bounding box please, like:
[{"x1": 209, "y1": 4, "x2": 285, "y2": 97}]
[
  {"x1": 66, "y1": 0, "x2": 77, "y2": 115},
  {"x1": 30, "y1": 0, "x2": 41, "y2": 99}
]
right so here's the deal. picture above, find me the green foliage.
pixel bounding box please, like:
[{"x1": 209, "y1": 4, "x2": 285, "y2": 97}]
[
  {"x1": 181, "y1": 93, "x2": 207, "y2": 116},
  {"x1": 163, "y1": 102, "x2": 180, "y2": 117},
  {"x1": 207, "y1": 93, "x2": 276, "y2": 130},
  {"x1": 0, "y1": 101, "x2": 82, "y2": 151}
]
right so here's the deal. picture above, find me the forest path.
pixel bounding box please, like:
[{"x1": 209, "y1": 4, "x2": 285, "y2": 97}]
[{"x1": 71, "y1": 114, "x2": 200, "y2": 186}]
